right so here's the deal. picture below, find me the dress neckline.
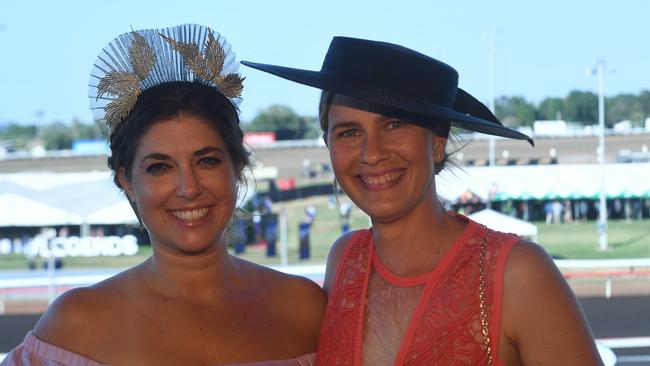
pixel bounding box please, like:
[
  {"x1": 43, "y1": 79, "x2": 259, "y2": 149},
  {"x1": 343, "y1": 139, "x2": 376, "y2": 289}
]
[{"x1": 371, "y1": 215, "x2": 478, "y2": 287}]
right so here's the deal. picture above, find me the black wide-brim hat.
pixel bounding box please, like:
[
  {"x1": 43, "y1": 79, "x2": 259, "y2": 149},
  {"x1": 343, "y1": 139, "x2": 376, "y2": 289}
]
[{"x1": 241, "y1": 36, "x2": 533, "y2": 145}]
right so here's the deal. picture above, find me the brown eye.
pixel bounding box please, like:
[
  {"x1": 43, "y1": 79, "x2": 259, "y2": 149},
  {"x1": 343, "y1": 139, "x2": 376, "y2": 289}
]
[
  {"x1": 198, "y1": 157, "x2": 221, "y2": 167},
  {"x1": 388, "y1": 120, "x2": 406, "y2": 129},
  {"x1": 146, "y1": 163, "x2": 170, "y2": 176}
]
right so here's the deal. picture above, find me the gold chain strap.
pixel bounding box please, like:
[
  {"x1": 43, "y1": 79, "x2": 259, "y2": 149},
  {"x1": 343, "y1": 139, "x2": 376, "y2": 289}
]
[{"x1": 478, "y1": 236, "x2": 493, "y2": 366}]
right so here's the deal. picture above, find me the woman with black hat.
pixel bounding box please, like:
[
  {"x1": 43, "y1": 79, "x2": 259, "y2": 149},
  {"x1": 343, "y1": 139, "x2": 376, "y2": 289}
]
[{"x1": 242, "y1": 37, "x2": 602, "y2": 365}]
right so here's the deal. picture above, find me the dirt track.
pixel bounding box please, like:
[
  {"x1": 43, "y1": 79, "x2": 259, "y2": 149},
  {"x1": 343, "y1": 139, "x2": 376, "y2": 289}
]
[{"x1": 1, "y1": 134, "x2": 648, "y2": 180}]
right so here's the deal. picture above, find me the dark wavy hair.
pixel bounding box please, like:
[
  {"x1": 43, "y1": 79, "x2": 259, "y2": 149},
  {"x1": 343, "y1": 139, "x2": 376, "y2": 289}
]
[{"x1": 107, "y1": 81, "x2": 251, "y2": 189}]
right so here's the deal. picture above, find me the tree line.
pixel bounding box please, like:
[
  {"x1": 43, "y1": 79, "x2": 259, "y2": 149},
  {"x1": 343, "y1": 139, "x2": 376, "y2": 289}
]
[
  {"x1": 244, "y1": 105, "x2": 321, "y2": 140},
  {"x1": 1, "y1": 90, "x2": 648, "y2": 151},
  {"x1": 0, "y1": 120, "x2": 107, "y2": 151},
  {"x1": 249, "y1": 90, "x2": 650, "y2": 137},
  {"x1": 496, "y1": 90, "x2": 650, "y2": 128}
]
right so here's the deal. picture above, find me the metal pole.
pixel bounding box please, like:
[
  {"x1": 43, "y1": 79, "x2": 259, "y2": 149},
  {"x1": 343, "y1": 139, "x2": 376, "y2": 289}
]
[
  {"x1": 487, "y1": 28, "x2": 497, "y2": 168},
  {"x1": 47, "y1": 242, "x2": 56, "y2": 304},
  {"x1": 596, "y1": 60, "x2": 608, "y2": 251},
  {"x1": 279, "y1": 208, "x2": 288, "y2": 266},
  {"x1": 484, "y1": 28, "x2": 498, "y2": 210}
]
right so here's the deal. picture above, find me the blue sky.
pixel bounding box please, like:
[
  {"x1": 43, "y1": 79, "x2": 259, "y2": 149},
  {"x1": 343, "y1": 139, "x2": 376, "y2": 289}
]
[{"x1": 1, "y1": 0, "x2": 648, "y2": 125}]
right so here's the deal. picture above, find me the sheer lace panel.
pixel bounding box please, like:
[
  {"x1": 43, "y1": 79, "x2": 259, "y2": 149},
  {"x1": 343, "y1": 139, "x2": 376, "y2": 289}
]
[{"x1": 362, "y1": 269, "x2": 424, "y2": 366}]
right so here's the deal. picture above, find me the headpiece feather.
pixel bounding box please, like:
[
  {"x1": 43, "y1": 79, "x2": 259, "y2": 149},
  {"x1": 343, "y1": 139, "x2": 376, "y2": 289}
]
[
  {"x1": 160, "y1": 35, "x2": 206, "y2": 76},
  {"x1": 94, "y1": 31, "x2": 156, "y2": 128},
  {"x1": 204, "y1": 33, "x2": 226, "y2": 79},
  {"x1": 105, "y1": 90, "x2": 140, "y2": 130},
  {"x1": 97, "y1": 71, "x2": 140, "y2": 98},
  {"x1": 216, "y1": 73, "x2": 246, "y2": 98},
  {"x1": 161, "y1": 31, "x2": 243, "y2": 98},
  {"x1": 129, "y1": 32, "x2": 156, "y2": 79}
]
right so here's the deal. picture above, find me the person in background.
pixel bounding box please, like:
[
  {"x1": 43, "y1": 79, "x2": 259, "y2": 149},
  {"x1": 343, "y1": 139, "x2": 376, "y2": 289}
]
[
  {"x1": 2, "y1": 24, "x2": 324, "y2": 366},
  {"x1": 338, "y1": 201, "x2": 352, "y2": 234},
  {"x1": 552, "y1": 200, "x2": 563, "y2": 224},
  {"x1": 564, "y1": 200, "x2": 574, "y2": 223},
  {"x1": 304, "y1": 205, "x2": 317, "y2": 225},
  {"x1": 545, "y1": 201, "x2": 553, "y2": 224},
  {"x1": 242, "y1": 36, "x2": 602, "y2": 365}
]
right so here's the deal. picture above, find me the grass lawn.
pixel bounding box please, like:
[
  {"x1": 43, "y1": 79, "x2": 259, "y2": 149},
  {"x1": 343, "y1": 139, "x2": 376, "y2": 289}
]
[
  {"x1": 232, "y1": 195, "x2": 371, "y2": 267},
  {"x1": 537, "y1": 219, "x2": 650, "y2": 259},
  {"x1": 0, "y1": 246, "x2": 153, "y2": 271},
  {"x1": 1, "y1": 196, "x2": 648, "y2": 271}
]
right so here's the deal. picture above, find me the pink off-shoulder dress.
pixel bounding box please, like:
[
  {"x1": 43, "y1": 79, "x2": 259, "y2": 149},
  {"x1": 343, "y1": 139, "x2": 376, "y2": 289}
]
[{"x1": 1, "y1": 332, "x2": 315, "y2": 366}]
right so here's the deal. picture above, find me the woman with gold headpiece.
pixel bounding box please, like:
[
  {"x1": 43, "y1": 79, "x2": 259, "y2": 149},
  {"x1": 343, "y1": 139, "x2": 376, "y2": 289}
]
[
  {"x1": 242, "y1": 37, "x2": 603, "y2": 365},
  {"x1": 1, "y1": 24, "x2": 324, "y2": 366}
]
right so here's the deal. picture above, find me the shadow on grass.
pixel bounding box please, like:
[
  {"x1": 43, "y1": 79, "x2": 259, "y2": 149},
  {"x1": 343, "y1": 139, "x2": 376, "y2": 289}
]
[{"x1": 610, "y1": 228, "x2": 650, "y2": 249}]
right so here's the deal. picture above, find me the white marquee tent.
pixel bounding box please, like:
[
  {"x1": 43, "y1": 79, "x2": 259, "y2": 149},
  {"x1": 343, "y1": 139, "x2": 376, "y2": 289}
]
[
  {"x1": 0, "y1": 163, "x2": 647, "y2": 228},
  {"x1": 0, "y1": 169, "x2": 267, "y2": 228},
  {"x1": 437, "y1": 163, "x2": 650, "y2": 202},
  {"x1": 85, "y1": 200, "x2": 139, "y2": 225},
  {"x1": 0, "y1": 193, "x2": 83, "y2": 226},
  {"x1": 469, "y1": 208, "x2": 539, "y2": 241},
  {"x1": 0, "y1": 172, "x2": 128, "y2": 228}
]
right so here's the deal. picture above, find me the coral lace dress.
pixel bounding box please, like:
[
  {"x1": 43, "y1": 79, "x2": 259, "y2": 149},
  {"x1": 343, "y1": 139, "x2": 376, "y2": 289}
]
[{"x1": 316, "y1": 217, "x2": 520, "y2": 366}]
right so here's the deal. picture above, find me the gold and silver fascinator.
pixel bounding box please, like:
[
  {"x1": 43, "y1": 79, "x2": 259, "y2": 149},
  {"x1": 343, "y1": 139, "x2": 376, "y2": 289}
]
[{"x1": 89, "y1": 24, "x2": 244, "y2": 131}]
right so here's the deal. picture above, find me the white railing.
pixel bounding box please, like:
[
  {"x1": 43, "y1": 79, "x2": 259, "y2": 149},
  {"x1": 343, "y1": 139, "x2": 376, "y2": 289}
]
[{"x1": 2, "y1": 259, "x2": 649, "y2": 293}]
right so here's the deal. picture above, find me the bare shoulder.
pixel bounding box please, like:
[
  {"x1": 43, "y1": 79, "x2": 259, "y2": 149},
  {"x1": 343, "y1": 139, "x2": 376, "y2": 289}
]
[
  {"x1": 34, "y1": 287, "x2": 105, "y2": 342},
  {"x1": 503, "y1": 239, "x2": 576, "y2": 320},
  {"x1": 33, "y1": 268, "x2": 135, "y2": 350},
  {"x1": 235, "y1": 258, "x2": 326, "y2": 345},
  {"x1": 271, "y1": 271, "x2": 327, "y2": 329},
  {"x1": 237, "y1": 259, "x2": 326, "y2": 312},
  {"x1": 277, "y1": 272, "x2": 326, "y2": 307},
  {"x1": 267, "y1": 271, "x2": 326, "y2": 349},
  {"x1": 504, "y1": 239, "x2": 561, "y2": 282},
  {"x1": 264, "y1": 264, "x2": 326, "y2": 312},
  {"x1": 323, "y1": 229, "x2": 361, "y2": 293},
  {"x1": 501, "y1": 239, "x2": 602, "y2": 365}
]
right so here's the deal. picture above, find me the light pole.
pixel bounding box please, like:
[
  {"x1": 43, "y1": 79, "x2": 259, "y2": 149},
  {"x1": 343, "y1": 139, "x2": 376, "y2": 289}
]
[
  {"x1": 482, "y1": 28, "x2": 498, "y2": 210},
  {"x1": 483, "y1": 28, "x2": 498, "y2": 167},
  {"x1": 588, "y1": 60, "x2": 608, "y2": 250}
]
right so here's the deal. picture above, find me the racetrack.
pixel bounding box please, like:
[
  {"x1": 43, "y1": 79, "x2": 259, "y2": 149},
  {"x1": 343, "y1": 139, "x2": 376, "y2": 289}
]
[{"x1": 2, "y1": 134, "x2": 649, "y2": 179}]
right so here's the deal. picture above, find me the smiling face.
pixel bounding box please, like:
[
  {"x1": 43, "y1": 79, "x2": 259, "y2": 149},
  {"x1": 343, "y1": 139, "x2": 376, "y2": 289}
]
[
  {"x1": 118, "y1": 114, "x2": 239, "y2": 254},
  {"x1": 326, "y1": 104, "x2": 447, "y2": 224}
]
